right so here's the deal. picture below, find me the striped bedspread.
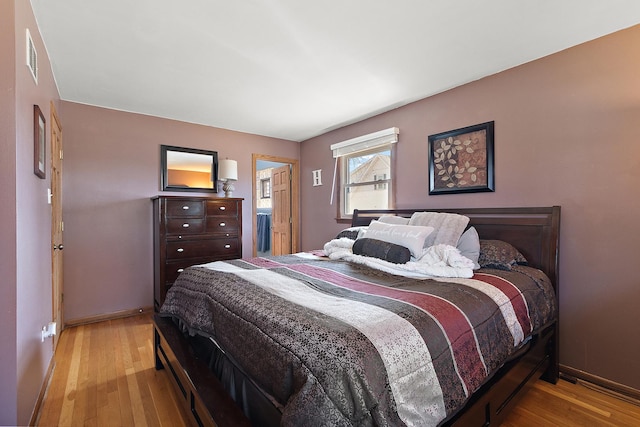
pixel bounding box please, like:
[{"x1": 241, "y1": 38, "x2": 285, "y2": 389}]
[{"x1": 160, "y1": 253, "x2": 556, "y2": 426}]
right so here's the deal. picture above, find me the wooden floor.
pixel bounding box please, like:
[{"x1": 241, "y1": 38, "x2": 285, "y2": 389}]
[{"x1": 36, "y1": 314, "x2": 640, "y2": 427}]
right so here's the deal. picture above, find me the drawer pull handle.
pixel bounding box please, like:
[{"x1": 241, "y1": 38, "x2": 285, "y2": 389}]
[
  {"x1": 220, "y1": 222, "x2": 226, "y2": 227},
  {"x1": 182, "y1": 206, "x2": 189, "y2": 210},
  {"x1": 219, "y1": 206, "x2": 226, "y2": 210},
  {"x1": 177, "y1": 248, "x2": 184, "y2": 252},
  {"x1": 177, "y1": 268, "x2": 184, "y2": 273},
  {"x1": 224, "y1": 244, "x2": 231, "y2": 249},
  {"x1": 182, "y1": 223, "x2": 190, "y2": 228}
]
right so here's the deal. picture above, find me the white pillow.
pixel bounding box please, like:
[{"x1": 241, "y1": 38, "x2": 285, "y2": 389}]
[
  {"x1": 362, "y1": 221, "x2": 434, "y2": 258},
  {"x1": 457, "y1": 227, "x2": 480, "y2": 269},
  {"x1": 377, "y1": 215, "x2": 410, "y2": 225},
  {"x1": 408, "y1": 212, "x2": 470, "y2": 247}
]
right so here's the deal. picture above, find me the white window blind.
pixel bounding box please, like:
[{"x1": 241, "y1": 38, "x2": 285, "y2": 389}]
[
  {"x1": 330, "y1": 127, "x2": 399, "y2": 158},
  {"x1": 329, "y1": 127, "x2": 399, "y2": 206}
]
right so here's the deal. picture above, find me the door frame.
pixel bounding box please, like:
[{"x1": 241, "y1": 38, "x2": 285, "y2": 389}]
[
  {"x1": 252, "y1": 154, "x2": 300, "y2": 256},
  {"x1": 50, "y1": 101, "x2": 63, "y2": 350}
]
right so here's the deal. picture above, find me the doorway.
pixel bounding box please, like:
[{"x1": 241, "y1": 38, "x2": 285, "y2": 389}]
[{"x1": 252, "y1": 154, "x2": 299, "y2": 256}]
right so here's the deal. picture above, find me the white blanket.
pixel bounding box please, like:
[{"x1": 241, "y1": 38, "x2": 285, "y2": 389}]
[{"x1": 323, "y1": 238, "x2": 474, "y2": 279}]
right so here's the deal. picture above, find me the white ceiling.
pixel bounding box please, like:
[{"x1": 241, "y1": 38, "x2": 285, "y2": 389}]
[{"x1": 31, "y1": 1, "x2": 640, "y2": 142}]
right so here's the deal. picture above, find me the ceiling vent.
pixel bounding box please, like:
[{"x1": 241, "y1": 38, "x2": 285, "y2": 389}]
[{"x1": 26, "y1": 29, "x2": 38, "y2": 84}]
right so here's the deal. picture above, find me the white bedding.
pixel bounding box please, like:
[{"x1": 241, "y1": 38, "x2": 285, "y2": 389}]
[{"x1": 323, "y1": 238, "x2": 474, "y2": 279}]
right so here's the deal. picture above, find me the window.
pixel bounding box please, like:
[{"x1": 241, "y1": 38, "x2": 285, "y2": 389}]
[
  {"x1": 331, "y1": 128, "x2": 398, "y2": 220},
  {"x1": 373, "y1": 173, "x2": 387, "y2": 190},
  {"x1": 260, "y1": 178, "x2": 271, "y2": 198}
]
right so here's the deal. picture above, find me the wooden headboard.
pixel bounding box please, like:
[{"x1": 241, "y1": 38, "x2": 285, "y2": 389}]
[{"x1": 351, "y1": 206, "x2": 561, "y2": 291}]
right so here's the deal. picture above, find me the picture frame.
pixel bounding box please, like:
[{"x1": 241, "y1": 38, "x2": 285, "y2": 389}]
[
  {"x1": 428, "y1": 121, "x2": 494, "y2": 195},
  {"x1": 34, "y1": 105, "x2": 46, "y2": 179}
]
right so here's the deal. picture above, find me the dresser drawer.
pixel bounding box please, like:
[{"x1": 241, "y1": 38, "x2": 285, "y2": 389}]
[
  {"x1": 164, "y1": 260, "x2": 200, "y2": 284},
  {"x1": 166, "y1": 218, "x2": 206, "y2": 234},
  {"x1": 206, "y1": 217, "x2": 240, "y2": 235},
  {"x1": 166, "y1": 199, "x2": 205, "y2": 217},
  {"x1": 206, "y1": 200, "x2": 239, "y2": 216},
  {"x1": 166, "y1": 239, "x2": 240, "y2": 260}
]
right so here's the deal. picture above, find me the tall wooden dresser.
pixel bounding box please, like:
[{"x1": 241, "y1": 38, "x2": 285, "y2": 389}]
[{"x1": 152, "y1": 196, "x2": 243, "y2": 311}]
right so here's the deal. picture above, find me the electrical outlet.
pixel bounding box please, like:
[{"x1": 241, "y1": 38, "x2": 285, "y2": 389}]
[
  {"x1": 48, "y1": 321, "x2": 57, "y2": 336},
  {"x1": 41, "y1": 322, "x2": 57, "y2": 342}
]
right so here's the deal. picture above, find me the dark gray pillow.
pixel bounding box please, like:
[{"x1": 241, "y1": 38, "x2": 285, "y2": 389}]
[
  {"x1": 352, "y1": 238, "x2": 411, "y2": 264},
  {"x1": 335, "y1": 226, "x2": 366, "y2": 240},
  {"x1": 478, "y1": 240, "x2": 528, "y2": 270}
]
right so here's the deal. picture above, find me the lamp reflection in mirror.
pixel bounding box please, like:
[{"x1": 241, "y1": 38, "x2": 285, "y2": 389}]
[{"x1": 218, "y1": 159, "x2": 238, "y2": 197}]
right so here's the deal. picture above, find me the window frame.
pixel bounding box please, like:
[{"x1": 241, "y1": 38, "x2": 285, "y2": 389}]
[
  {"x1": 337, "y1": 144, "x2": 396, "y2": 222},
  {"x1": 260, "y1": 178, "x2": 271, "y2": 199}
]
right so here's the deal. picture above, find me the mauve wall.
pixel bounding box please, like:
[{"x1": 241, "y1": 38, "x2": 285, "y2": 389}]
[
  {"x1": 300, "y1": 26, "x2": 640, "y2": 391},
  {"x1": 60, "y1": 102, "x2": 299, "y2": 322},
  {"x1": 1, "y1": 0, "x2": 61, "y2": 424},
  {"x1": 0, "y1": 1, "x2": 17, "y2": 422}
]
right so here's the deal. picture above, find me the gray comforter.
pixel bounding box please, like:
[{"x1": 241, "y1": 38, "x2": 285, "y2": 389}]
[{"x1": 160, "y1": 253, "x2": 556, "y2": 426}]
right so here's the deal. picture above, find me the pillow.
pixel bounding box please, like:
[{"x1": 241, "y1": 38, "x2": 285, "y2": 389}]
[
  {"x1": 457, "y1": 227, "x2": 480, "y2": 269},
  {"x1": 478, "y1": 240, "x2": 528, "y2": 270},
  {"x1": 377, "y1": 215, "x2": 410, "y2": 225},
  {"x1": 352, "y1": 238, "x2": 411, "y2": 264},
  {"x1": 408, "y1": 212, "x2": 470, "y2": 248},
  {"x1": 361, "y1": 220, "x2": 434, "y2": 258},
  {"x1": 335, "y1": 226, "x2": 367, "y2": 240}
]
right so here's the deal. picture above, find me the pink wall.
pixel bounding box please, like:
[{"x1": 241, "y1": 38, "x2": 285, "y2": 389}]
[
  {"x1": 1, "y1": 0, "x2": 61, "y2": 424},
  {"x1": 301, "y1": 25, "x2": 640, "y2": 391},
  {"x1": 59, "y1": 102, "x2": 299, "y2": 322},
  {"x1": 0, "y1": 1, "x2": 18, "y2": 422}
]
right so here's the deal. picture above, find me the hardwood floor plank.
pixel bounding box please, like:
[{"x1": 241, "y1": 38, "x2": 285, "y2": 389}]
[
  {"x1": 502, "y1": 377, "x2": 640, "y2": 427},
  {"x1": 113, "y1": 319, "x2": 136, "y2": 426},
  {"x1": 60, "y1": 326, "x2": 82, "y2": 427},
  {"x1": 37, "y1": 314, "x2": 640, "y2": 427},
  {"x1": 38, "y1": 322, "x2": 75, "y2": 426}
]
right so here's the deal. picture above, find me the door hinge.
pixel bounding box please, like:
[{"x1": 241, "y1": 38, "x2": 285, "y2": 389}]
[
  {"x1": 60, "y1": 149, "x2": 64, "y2": 160},
  {"x1": 61, "y1": 221, "x2": 64, "y2": 232}
]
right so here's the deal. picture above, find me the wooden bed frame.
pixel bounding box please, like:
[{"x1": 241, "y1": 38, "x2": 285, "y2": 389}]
[{"x1": 154, "y1": 206, "x2": 560, "y2": 427}]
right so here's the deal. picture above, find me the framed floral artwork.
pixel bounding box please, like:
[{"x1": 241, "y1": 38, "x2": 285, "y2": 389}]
[{"x1": 428, "y1": 121, "x2": 494, "y2": 195}]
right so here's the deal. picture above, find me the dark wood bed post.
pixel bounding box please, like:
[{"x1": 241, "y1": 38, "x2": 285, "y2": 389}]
[{"x1": 542, "y1": 205, "x2": 560, "y2": 384}]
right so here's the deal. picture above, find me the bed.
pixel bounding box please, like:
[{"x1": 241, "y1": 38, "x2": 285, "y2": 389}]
[{"x1": 153, "y1": 206, "x2": 560, "y2": 426}]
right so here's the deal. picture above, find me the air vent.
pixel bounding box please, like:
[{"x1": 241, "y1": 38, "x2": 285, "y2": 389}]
[{"x1": 26, "y1": 29, "x2": 38, "y2": 84}]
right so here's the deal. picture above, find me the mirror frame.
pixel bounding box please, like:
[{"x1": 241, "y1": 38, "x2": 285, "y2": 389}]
[{"x1": 160, "y1": 145, "x2": 219, "y2": 193}]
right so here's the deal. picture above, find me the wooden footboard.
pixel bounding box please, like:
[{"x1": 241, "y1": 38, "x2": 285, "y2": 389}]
[{"x1": 154, "y1": 315, "x2": 250, "y2": 427}]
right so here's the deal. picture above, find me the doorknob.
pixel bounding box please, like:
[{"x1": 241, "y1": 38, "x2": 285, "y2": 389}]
[{"x1": 53, "y1": 244, "x2": 64, "y2": 250}]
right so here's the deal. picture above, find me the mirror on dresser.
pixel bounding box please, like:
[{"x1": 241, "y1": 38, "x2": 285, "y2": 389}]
[{"x1": 160, "y1": 145, "x2": 219, "y2": 192}]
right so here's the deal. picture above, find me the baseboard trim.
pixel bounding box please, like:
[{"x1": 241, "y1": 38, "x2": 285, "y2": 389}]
[
  {"x1": 560, "y1": 364, "x2": 640, "y2": 404},
  {"x1": 65, "y1": 306, "x2": 154, "y2": 328},
  {"x1": 30, "y1": 355, "x2": 55, "y2": 426}
]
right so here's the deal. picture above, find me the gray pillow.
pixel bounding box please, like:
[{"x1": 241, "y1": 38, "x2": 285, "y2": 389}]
[
  {"x1": 457, "y1": 227, "x2": 480, "y2": 269},
  {"x1": 478, "y1": 240, "x2": 528, "y2": 270},
  {"x1": 335, "y1": 226, "x2": 366, "y2": 240},
  {"x1": 377, "y1": 215, "x2": 410, "y2": 225},
  {"x1": 352, "y1": 238, "x2": 411, "y2": 264}
]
